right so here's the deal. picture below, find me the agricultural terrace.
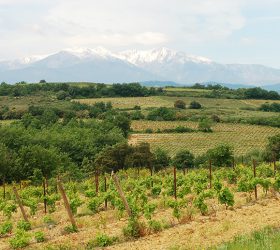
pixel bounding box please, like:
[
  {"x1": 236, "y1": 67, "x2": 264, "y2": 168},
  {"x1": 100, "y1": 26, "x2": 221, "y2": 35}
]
[
  {"x1": 130, "y1": 121, "x2": 280, "y2": 156},
  {"x1": 76, "y1": 96, "x2": 280, "y2": 110}
]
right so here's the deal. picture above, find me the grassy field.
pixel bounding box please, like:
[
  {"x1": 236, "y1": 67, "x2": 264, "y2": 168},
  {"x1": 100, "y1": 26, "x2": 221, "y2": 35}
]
[{"x1": 130, "y1": 121, "x2": 280, "y2": 156}]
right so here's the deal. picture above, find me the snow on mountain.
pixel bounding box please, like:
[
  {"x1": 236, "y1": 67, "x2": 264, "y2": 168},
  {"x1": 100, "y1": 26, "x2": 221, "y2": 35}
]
[
  {"x1": 118, "y1": 47, "x2": 212, "y2": 65},
  {"x1": 1, "y1": 47, "x2": 280, "y2": 85}
]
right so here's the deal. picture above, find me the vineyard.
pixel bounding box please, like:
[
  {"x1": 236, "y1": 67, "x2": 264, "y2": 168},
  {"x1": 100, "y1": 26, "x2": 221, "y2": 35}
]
[
  {"x1": 130, "y1": 121, "x2": 280, "y2": 156},
  {"x1": 0, "y1": 163, "x2": 280, "y2": 249},
  {"x1": 76, "y1": 96, "x2": 280, "y2": 110}
]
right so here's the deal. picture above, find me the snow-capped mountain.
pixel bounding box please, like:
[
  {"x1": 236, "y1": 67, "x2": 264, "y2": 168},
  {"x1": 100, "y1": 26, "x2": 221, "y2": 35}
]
[{"x1": 1, "y1": 47, "x2": 280, "y2": 85}]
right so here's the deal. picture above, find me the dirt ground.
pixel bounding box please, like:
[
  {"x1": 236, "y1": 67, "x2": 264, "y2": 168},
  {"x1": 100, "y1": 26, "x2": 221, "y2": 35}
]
[
  {"x1": 109, "y1": 197, "x2": 280, "y2": 250},
  {"x1": 1, "y1": 193, "x2": 280, "y2": 249}
]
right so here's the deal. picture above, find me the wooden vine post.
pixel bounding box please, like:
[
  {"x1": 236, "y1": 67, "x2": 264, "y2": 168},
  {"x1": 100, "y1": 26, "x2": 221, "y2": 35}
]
[
  {"x1": 104, "y1": 175, "x2": 107, "y2": 210},
  {"x1": 3, "y1": 178, "x2": 5, "y2": 199},
  {"x1": 209, "y1": 160, "x2": 212, "y2": 189},
  {"x1": 57, "y1": 179, "x2": 77, "y2": 229},
  {"x1": 112, "y1": 172, "x2": 132, "y2": 217},
  {"x1": 253, "y1": 160, "x2": 257, "y2": 200},
  {"x1": 43, "y1": 177, "x2": 47, "y2": 214},
  {"x1": 173, "y1": 166, "x2": 177, "y2": 200},
  {"x1": 95, "y1": 171, "x2": 99, "y2": 194},
  {"x1": 13, "y1": 185, "x2": 29, "y2": 223},
  {"x1": 273, "y1": 156, "x2": 277, "y2": 176}
]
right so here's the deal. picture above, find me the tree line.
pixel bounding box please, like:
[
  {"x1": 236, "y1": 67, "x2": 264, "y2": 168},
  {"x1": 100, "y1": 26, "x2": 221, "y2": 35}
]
[{"x1": 0, "y1": 82, "x2": 162, "y2": 98}]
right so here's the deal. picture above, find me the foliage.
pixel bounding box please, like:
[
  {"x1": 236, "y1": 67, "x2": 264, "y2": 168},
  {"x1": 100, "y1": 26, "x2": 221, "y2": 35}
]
[
  {"x1": 189, "y1": 101, "x2": 202, "y2": 109},
  {"x1": 173, "y1": 150, "x2": 194, "y2": 170},
  {"x1": 207, "y1": 144, "x2": 234, "y2": 167},
  {"x1": 34, "y1": 231, "x2": 45, "y2": 242},
  {"x1": 198, "y1": 119, "x2": 212, "y2": 132},
  {"x1": 148, "y1": 220, "x2": 162, "y2": 233},
  {"x1": 147, "y1": 107, "x2": 176, "y2": 121},
  {"x1": 87, "y1": 233, "x2": 118, "y2": 248},
  {"x1": 217, "y1": 187, "x2": 234, "y2": 208},
  {"x1": 123, "y1": 218, "x2": 145, "y2": 238},
  {"x1": 0, "y1": 221, "x2": 13, "y2": 236},
  {"x1": 63, "y1": 225, "x2": 78, "y2": 234},
  {"x1": 174, "y1": 100, "x2": 186, "y2": 109},
  {"x1": 9, "y1": 230, "x2": 31, "y2": 249},
  {"x1": 17, "y1": 220, "x2": 31, "y2": 231}
]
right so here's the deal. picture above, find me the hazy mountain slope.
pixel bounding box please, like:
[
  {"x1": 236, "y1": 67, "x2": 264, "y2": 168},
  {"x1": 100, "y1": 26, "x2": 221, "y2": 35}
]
[{"x1": 1, "y1": 47, "x2": 280, "y2": 85}]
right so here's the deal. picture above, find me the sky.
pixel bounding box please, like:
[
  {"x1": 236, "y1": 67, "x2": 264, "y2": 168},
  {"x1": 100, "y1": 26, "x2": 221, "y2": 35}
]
[{"x1": 0, "y1": 0, "x2": 280, "y2": 68}]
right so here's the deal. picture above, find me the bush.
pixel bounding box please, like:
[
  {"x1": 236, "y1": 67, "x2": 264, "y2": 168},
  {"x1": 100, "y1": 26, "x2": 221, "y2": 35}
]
[
  {"x1": 34, "y1": 231, "x2": 45, "y2": 242},
  {"x1": 130, "y1": 111, "x2": 145, "y2": 120},
  {"x1": 151, "y1": 186, "x2": 162, "y2": 196},
  {"x1": 145, "y1": 128, "x2": 153, "y2": 133},
  {"x1": 0, "y1": 221, "x2": 13, "y2": 235},
  {"x1": 147, "y1": 107, "x2": 176, "y2": 121},
  {"x1": 123, "y1": 219, "x2": 145, "y2": 238},
  {"x1": 9, "y1": 230, "x2": 30, "y2": 249},
  {"x1": 17, "y1": 220, "x2": 31, "y2": 231},
  {"x1": 148, "y1": 220, "x2": 162, "y2": 233},
  {"x1": 162, "y1": 126, "x2": 194, "y2": 133},
  {"x1": 87, "y1": 233, "x2": 118, "y2": 248},
  {"x1": 189, "y1": 101, "x2": 202, "y2": 109},
  {"x1": 198, "y1": 119, "x2": 212, "y2": 132},
  {"x1": 56, "y1": 90, "x2": 69, "y2": 100},
  {"x1": 174, "y1": 100, "x2": 186, "y2": 109},
  {"x1": 218, "y1": 187, "x2": 235, "y2": 209},
  {"x1": 63, "y1": 225, "x2": 78, "y2": 234},
  {"x1": 133, "y1": 105, "x2": 141, "y2": 110},
  {"x1": 87, "y1": 197, "x2": 101, "y2": 214}
]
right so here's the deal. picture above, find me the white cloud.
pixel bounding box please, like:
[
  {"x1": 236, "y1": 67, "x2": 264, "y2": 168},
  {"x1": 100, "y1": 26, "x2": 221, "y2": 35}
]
[{"x1": 0, "y1": 0, "x2": 280, "y2": 68}]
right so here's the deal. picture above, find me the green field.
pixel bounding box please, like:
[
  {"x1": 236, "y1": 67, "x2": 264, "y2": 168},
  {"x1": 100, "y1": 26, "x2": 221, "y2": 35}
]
[
  {"x1": 130, "y1": 121, "x2": 280, "y2": 156},
  {"x1": 75, "y1": 96, "x2": 280, "y2": 156}
]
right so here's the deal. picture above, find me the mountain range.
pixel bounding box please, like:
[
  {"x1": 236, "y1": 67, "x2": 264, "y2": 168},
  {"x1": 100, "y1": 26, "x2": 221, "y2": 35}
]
[{"x1": 1, "y1": 47, "x2": 280, "y2": 87}]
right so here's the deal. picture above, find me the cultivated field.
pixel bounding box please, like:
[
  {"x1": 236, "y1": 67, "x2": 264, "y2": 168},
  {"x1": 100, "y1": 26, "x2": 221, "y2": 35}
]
[
  {"x1": 1, "y1": 166, "x2": 280, "y2": 250},
  {"x1": 76, "y1": 96, "x2": 280, "y2": 110},
  {"x1": 130, "y1": 121, "x2": 280, "y2": 156}
]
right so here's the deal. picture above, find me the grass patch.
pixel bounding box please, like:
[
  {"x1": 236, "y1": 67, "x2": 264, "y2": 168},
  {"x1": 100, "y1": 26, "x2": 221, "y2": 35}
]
[{"x1": 214, "y1": 226, "x2": 280, "y2": 250}]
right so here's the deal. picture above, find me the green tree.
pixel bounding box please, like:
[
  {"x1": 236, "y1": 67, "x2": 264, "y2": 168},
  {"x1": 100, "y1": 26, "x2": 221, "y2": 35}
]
[
  {"x1": 154, "y1": 148, "x2": 171, "y2": 171},
  {"x1": 147, "y1": 107, "x2": 176, "y2": 121},
  {"x1": 207, "y1": 144, "x2": 233, "y2": 167},
  {"x1": 172, "y1": 150, "x2": 195, "y2": 171},
  {"x1": 0, "y1": 143, "x2": 15, "y2": 184},
  {"x1": 15, "y1": 145, "x2": 75, "y2": 180},
  {"x1": 198, "y1": 119, "x2": 212, "y2": 132},
  {"x1": 266, "y1": 134, "x2": 280, "y2": 160},
  {"x1": 110, "y1": 113, "x2": 131, "y2": 137}
]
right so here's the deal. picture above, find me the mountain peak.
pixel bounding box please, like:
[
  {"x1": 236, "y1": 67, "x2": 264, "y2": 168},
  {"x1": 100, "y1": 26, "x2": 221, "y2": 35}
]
[
  {"x1": 1, "y1": 47, "x2": 280, "y2": 85},
  {"x1": 62, "y1": 47, "x2": 115, "y2": 59}
]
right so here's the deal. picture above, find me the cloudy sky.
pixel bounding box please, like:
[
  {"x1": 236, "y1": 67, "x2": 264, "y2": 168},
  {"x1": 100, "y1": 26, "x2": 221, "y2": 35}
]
[{"x1": 0, "y1": 0, "x2": 280, "y2": 67}]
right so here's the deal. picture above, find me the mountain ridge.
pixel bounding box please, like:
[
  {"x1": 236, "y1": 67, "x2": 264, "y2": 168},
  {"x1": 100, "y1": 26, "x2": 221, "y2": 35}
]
[{"x1": 1, "y1": 47, "x2": 280, "y2": 86}]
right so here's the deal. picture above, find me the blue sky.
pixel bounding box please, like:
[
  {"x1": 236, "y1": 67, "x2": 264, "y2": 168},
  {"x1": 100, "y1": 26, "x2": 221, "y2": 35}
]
[{"x1": 0, "y1": 0, "x2": 280, "y2": 68}]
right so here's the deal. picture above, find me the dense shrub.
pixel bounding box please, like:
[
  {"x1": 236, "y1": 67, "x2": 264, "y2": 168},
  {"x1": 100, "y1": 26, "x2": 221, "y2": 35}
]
[
  {"x1": 147, "y1": 107, "x2": 176, "y2": 121},
  {"x1": 174, "y1": 100, "x2": 186, "y2": 109},
  {"x1": 189, "y1": 101, "x2": 202, "y2": 109}
]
